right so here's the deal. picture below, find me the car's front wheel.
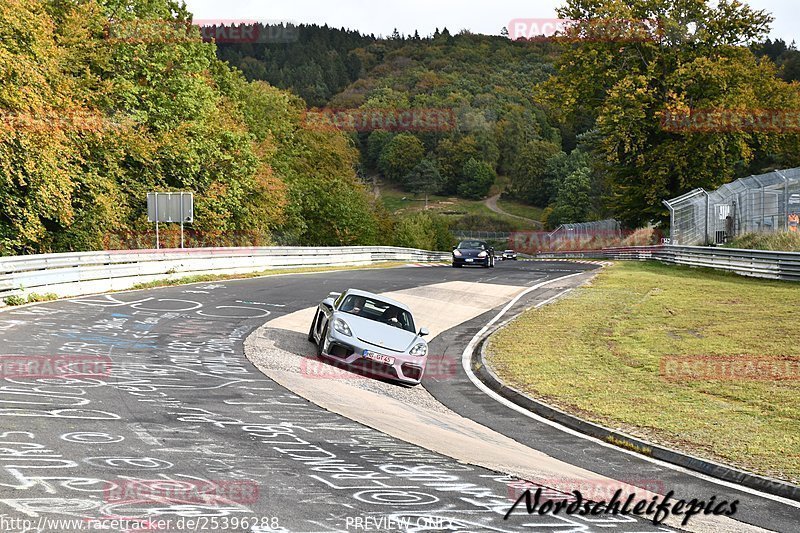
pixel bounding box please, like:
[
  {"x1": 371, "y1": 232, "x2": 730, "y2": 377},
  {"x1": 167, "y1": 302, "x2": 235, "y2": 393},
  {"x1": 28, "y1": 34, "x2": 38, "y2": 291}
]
[
  {"x1": 452, "y1": 263, "x2": 462, "y2": 268},
  {"x1": 316, "y1": 324, "x2": 328, "y2": 357},
  {"x1": 307, "y1": 311, "x2": 318, "y2": 343}
]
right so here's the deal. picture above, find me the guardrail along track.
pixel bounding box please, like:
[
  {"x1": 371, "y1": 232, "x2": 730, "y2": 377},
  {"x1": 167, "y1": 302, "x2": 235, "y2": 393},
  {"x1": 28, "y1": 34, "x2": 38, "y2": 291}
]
[
  {"x1": 0, "y1": 246, "x2": 451, "y2": 301},
  {"x1": 537, "y1": 245, "x2": 800, "y2": 281}
]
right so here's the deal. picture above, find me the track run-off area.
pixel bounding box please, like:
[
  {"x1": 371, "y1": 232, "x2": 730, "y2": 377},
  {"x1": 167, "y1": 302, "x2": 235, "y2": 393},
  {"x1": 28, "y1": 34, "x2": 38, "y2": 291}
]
[{"x1": 0, "y1": 260, "x2": 797, "y2": 532}]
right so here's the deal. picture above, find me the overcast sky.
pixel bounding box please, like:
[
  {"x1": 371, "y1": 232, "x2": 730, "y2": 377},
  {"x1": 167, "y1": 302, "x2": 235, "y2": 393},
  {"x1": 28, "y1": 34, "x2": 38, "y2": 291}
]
[{"x1": 184, "y1": 0, "x2": 797, "y2": 44}]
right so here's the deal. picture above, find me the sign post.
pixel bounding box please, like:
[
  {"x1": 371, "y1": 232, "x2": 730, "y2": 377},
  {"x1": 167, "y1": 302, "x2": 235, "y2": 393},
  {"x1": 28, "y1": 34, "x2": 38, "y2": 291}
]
[
  {"x1": 147, "y1": 192, "x2": 194, "y2": 249},
  {"x1": 155, "y1": 196, "x2": 159, "y2": 249}
]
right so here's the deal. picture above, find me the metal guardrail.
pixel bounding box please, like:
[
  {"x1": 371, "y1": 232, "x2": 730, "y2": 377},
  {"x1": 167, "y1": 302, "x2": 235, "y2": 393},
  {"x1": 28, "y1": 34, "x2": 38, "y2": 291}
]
[
  {"x1": 536, "y1": 245, "x2": 800, "y2": 281},
  {"x1": 0, "y1": 246, "x2": 451, "y2": 301}
]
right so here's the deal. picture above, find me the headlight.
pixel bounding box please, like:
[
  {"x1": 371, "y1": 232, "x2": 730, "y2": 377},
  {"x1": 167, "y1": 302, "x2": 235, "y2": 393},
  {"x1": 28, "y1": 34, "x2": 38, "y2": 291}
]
[
  {"x1": 453, "y1": 250, "x2": 462, "y2": 257},
  {"x1": 477, "y1": 251, "x2": 488, "y2": 258},
  {"x1": 332, "y1": 318, "x2": 352, "y2": 337},
  {"x1": 409, "y1": 343, "x2": 428, "y2": 357}
]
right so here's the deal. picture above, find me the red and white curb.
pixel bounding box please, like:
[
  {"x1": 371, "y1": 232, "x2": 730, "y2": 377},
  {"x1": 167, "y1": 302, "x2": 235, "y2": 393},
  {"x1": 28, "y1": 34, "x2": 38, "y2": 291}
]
[
  {"x1": 527, "y1": 258, "x2": 613, "y2": 267},
  {"x1": 406, "y1": 262, "x2": 450, "y2": 268}
]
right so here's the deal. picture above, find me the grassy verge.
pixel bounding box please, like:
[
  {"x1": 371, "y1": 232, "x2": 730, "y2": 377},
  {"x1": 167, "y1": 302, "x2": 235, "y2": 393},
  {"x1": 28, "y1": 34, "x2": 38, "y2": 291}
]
[
  {"x1": 128, "y1": 262, "x2": 412, "y2": 291},
  {"x1": 728, "y1": 232, "x2": 800, "y2": 252},
  {"x1": 3, "y1": 292, "x2": 59, "y2": 306},
  {"x1": 486, "y1": 261, "x2": 800, "y2": 483}
]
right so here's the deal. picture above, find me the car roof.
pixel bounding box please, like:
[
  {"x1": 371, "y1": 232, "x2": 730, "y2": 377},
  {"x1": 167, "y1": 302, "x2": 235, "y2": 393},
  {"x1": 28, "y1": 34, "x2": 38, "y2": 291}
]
[{"x1": 342, "y1": 289, "x2": 412, "y2": 313}]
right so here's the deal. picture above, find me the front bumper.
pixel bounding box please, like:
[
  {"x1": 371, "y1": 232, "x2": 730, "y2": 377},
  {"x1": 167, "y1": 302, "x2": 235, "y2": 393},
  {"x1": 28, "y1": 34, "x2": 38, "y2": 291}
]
[
  {"x1": 452, "y1": 256, "x2": 490, "y2": 266},
  {"x1": 320, "y1": 328, "x2": 427, "y2": 385}
]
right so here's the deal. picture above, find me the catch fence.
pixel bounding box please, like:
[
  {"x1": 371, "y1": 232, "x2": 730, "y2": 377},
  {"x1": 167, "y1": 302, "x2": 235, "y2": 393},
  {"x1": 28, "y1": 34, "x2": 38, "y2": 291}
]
[
  {"x1": 548, "y1": 220, "x2": 622, "y2": 242},
  {"x1": 664, "y1": 168, "x2": 800, "y2": 246}
]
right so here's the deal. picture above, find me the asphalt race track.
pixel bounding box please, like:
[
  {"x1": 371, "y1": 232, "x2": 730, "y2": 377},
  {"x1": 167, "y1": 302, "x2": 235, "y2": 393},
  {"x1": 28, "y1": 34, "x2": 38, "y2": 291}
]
[{"x1": 0, "y1": 260, "x2": 797, "y2": 532}]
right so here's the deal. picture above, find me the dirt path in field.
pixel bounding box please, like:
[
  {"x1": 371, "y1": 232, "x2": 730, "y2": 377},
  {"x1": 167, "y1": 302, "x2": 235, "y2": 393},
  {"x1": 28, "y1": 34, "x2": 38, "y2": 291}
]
[{"x1": 486, "y1": 193, "x2": 543, "y2": 228}]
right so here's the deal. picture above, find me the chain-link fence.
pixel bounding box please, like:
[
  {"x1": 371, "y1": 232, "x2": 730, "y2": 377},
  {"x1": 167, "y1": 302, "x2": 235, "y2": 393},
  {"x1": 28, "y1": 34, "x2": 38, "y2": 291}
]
[
  {"x1": 664, "y1": 168, "x2": 800, "y2": 246},
  {"x1": 548, "y1": 219, "x2": 622, "y2": 242},
  {"x1": 508, "y1": 220, "x2": 640, "y2": 254}
]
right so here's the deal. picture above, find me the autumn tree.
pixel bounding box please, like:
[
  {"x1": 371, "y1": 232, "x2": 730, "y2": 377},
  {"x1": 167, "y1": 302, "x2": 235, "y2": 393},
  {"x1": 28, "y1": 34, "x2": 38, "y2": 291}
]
[
  {"x1": 0, "y1": 0, "x2": 83, "y2": 253},
  {"x1": 545, "y1": 0, "x2": 800, "y2": 227},
  {"x1": 0, "y1": 0, "x2": 383, "y2": 253}
]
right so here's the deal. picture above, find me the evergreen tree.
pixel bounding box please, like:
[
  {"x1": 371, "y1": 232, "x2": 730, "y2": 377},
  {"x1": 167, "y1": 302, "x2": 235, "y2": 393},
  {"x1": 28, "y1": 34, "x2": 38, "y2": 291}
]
[{"x1": 405, "y1": 159, "x2": 444, "y2": 208}]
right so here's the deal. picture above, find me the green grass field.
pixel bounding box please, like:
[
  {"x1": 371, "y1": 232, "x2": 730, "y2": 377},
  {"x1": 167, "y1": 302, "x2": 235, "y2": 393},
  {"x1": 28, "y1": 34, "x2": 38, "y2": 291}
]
[
  {"x1": 378, "y1": 183, "x2": 541, "y2": 231},
  {"x1": 495, "y1": 198, "x2": 545, "y2": 223},
  {"x1": 485, "y1": 261, "x2": 800, "y2": 483}
]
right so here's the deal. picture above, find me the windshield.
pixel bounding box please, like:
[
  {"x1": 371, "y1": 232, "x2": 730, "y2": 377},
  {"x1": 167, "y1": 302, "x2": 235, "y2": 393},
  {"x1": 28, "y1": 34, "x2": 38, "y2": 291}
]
[
  {"x1": 458, "y1": 241, "x2": 486, "y2": 250},
  {"x1": 339, "y1": 295, "x2": 416, "y2": 333}
]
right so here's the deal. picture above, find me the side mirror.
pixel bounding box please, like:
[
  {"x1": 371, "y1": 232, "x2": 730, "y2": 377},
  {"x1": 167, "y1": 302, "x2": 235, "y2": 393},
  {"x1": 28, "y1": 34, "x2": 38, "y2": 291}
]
[
  {"x1": 419, "y1": 327, "x2": 430, "y2": 337},
  {"x1": 321, "y1": 298, "x2": 335, "y2": 310},
  {"x1": 452, "y1": 246, "x2": 457, "y2": 250}
]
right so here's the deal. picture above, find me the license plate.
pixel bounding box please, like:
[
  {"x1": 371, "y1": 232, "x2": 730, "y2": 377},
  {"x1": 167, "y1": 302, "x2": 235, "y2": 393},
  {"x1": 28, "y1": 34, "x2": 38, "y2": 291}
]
[
  {"x1": 363, "y1": 350, "x2": 395, "y2": 365},
  {"x1": 465, "y1": 258, "x2": 474, "y2": 263}
]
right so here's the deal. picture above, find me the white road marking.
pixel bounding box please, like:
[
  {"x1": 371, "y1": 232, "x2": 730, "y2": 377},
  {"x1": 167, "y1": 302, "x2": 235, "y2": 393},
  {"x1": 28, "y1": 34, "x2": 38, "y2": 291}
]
[
  {"x1": 236, "y1": 300, "x2": 286, "y2": 308},
  {"x1": 68, "y1": 295, "x2": 153, "y2": 307},
  {"x1": 460, "y1": 273, "x2": 800, "y2": 509}
]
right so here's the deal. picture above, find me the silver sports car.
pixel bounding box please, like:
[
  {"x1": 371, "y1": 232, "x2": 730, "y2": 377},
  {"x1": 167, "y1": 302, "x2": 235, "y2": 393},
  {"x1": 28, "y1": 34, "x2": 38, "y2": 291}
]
[{"x1": 308, "y1": 289, "x2": 430, "y2": 385}]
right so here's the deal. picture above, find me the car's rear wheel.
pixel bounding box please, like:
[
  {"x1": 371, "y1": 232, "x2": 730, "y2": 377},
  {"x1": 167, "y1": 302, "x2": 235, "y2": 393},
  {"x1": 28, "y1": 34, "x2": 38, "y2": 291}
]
[
  {"x1": 307, "y1": 311, "x2": 318, "y2": 343},
  {"x1": 316, "y1": 324, "x2": 328, "y2": 357}
]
